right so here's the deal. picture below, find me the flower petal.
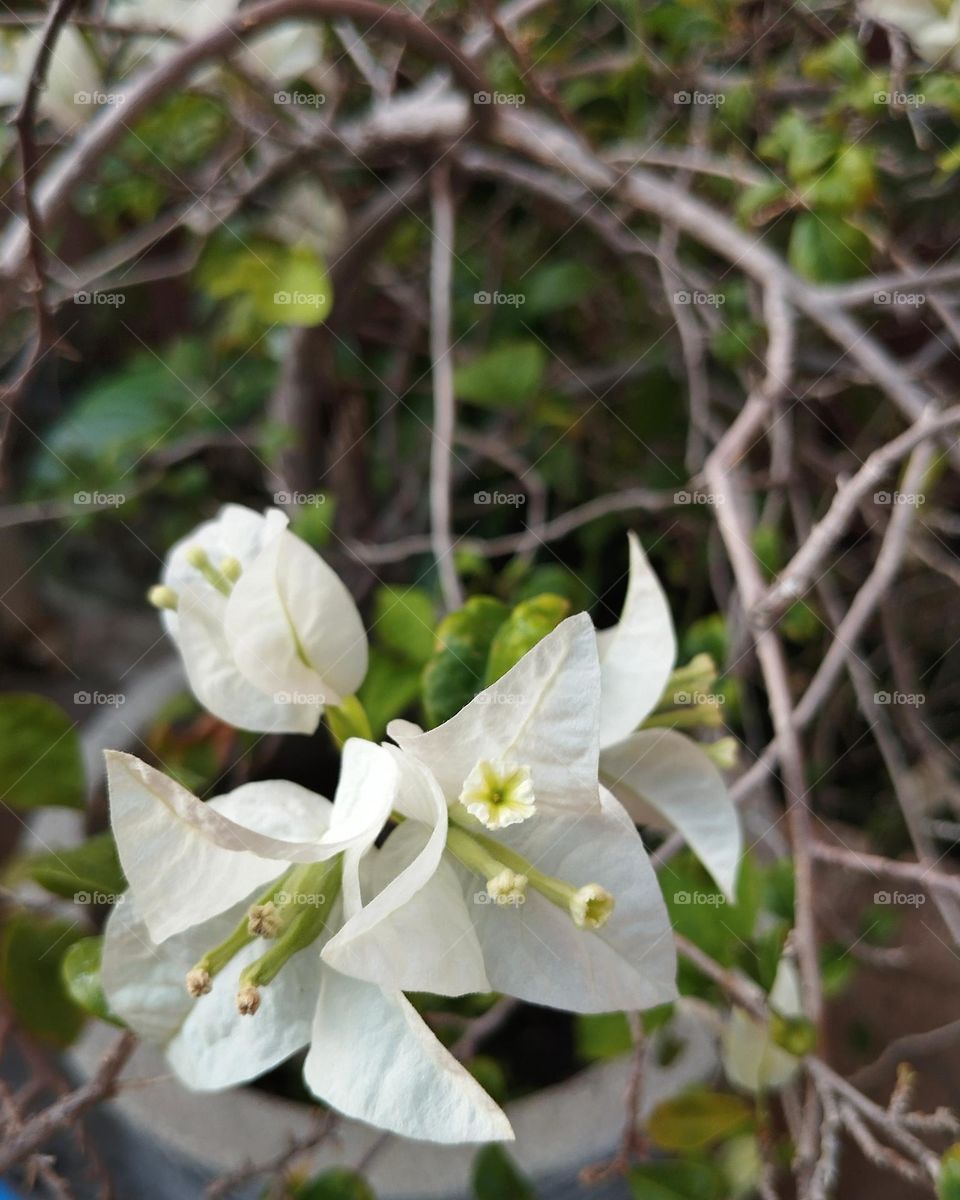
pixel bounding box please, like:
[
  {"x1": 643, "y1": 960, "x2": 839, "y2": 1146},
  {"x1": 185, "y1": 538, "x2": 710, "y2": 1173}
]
[
  {"x1": 161, "y1": 505, "x2": 288, "y2": 637},
  {"x1": 472, "y1": 787, "x2": 677, "y2": 1013},
  {"x1": 303, "y1": 970, "x2": 513, "y2": 1143},
  {"x1": 177, "y1": 584, "x2": 320, "y2": 733},
  {"x1": 107, "y1": 752, "x2": 342, "y2": 942},
  {"x1": 322, "y1": 817, "x2": 489, "y2": 995},
  {"x1": 167, "y1": 940, "x2": 319, "y2": 1091},
  {"x1": 388, "y1": 613, "x2": 600, "y2": 815},
  {"x1": 600, "y1": 728, "x2": 741, "y2": 900},
  {"x1": 596, "y1": 532, "x2": 676, "y2": 748},
  {"x1": 224, "y1": 528, "x2": 368, "y2": 708}
]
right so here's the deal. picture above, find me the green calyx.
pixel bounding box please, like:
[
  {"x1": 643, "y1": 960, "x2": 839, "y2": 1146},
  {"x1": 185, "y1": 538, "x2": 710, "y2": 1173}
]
[{"x1": 324, "y1": 695, "x2": 373, "y2": 746}]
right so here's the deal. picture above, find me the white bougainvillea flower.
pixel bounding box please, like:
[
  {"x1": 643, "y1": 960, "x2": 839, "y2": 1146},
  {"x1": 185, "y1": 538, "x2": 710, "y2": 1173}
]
[
  {"x1": 722, "y1": 955, "x2": 804, "y2": 1093},
  {"x1": 861, "y1": 0, "x2": 960, "y2": 67},
  {"x1": 0, "y1": 27, "x2": 102, "y2": 132},
  {"x1": 150, "y1": 504, "x2": 367, "y2": 735},
  {"x1": 101, "y1": 746, "x2": 512, "y2": 1144},
  {"x1": 323, "y1": 614, "x2": 678, "y2": 1014},
  {"x1": 595, "y1": 534, "x2": 742, "y2": 900}
]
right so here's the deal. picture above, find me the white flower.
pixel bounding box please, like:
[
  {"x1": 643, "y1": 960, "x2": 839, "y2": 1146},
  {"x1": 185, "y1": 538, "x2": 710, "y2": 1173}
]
[
  {"x1": 322, "y1": 615, "x2": 678, "y2": 1014},
  {"x1": 0, "y1": 28, "x2": 102, "y2": 132},
  {"x1": 101, "y1": 745, "x2": 512, "y2": 1144},
  {"x1": 596, "y1": 534, "x2": 743, "y2": 900},
  {"x1": 722, "y1": 955, "x2": 804, "y2": 1093},
  {"x1": 151, "y1": 504, "x2": 367, "y2": 734},
  {"x1": 862, "y1": 0, "x2": 960, "y2": 67}
]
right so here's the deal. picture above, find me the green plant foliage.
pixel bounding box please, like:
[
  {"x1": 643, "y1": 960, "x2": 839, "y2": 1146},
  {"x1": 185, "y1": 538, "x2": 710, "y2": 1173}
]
[
  {"x1": 471, "y1": 1145, "x2": 536, "y2": 1200},
  {"x1": 628, "y1": 1160, "x2": 726, "y2": 1200},
  {"x1": 938, "y1": 1144, "x2": 960, "y2": 1200},
  {"x1": 372, "y1": 586, "x2": 436, "y2": 667},
  {"x1": 295, "y1": 1169, "x2": 376, "y2": 1200},
  {"x1": 485, "y1": 594, "x2": 571, "y2": 685},
  {"x1": 197, "y1": 230, "x2": 332, "y2": 328},
  {"x1": 454, "y1": 341, "x2": 546, "y2": 409},
  {"x1": 575, "y1": 1011, "x2": 633, "y2": 1062},
  {"x1": 647, "y1": 1088, "x2": 753, "y2": 1152},
  {"x1": 0, "y1": 914, "x2": 87, "y2": 1045},
  {"x1": 421, "y1": 596, "x2": 510, "y2": 727},
  {"x1": 62, "y1": 936, "x2": 124, "y2": 1025},
  {"x1": 788, "y1": 212, "x2": 872, "y2": 282},
  {"x1": 0, "y1": 694, "x2": 84, "y2": 810},
  {"x1": 26, "y1": 831, "x2": 125, "y2": 900}
]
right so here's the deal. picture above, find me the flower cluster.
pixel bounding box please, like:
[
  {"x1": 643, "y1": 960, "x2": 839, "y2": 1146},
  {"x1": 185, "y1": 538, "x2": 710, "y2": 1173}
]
[{"x1": 102, "y1": 505, "x2": 741, "y2": 1143}]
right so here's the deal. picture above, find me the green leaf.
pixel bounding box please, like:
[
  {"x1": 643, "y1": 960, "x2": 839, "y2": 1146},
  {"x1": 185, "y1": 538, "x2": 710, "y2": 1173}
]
[
  {"x1": 296, "y1": 1168, "x2": 376, "y2": 1200},
  {"x1": 422, "y1": 596, "x2": 509, "y2": 727},
  {"x1": 629, "y1": 1160, "x2": 725, "y2": 1200},
  {"x1": 801, "y1": 145, "x2": 875, "y2": 212},
  {"x1": 197, "y1": 231, "x2": 332, "y2": 327},
  {"x1": 62, "y1": 936, "x2": 124, "y2": 1025},
  {"x1": 372, "y1": 586, "x2": 436, "y2": 666},
  {"x1": 522, "y1": 261, "x2": 594, "y2": 317},
  {"x1": 802, "y1": 34, "x2": 864, "y2": 83},
  {"x1": 0, "y1": 694, "x2": 84, "y2": 810},
  {"x1": 938, "y1": 1143, "x2": 960, "y2": 1200},
  {"x1": 454, "y1": 341, "x2": 546, "y2": 409},
  {"x1": 358, "y1": 650, "x2": 423, "y2": 740},
  {"x1": 0, "y1": 914, "x2": 86, "y2": 1045},
  {"x1": 576, "y1": 1012, "x2": 633, "y2": 1062},
  {"x1": 472, "y1": 1145, "x2": 536, "y2": 1200},
  {"x1": 485, "y1": 594, "x2": 571, "y2": 686},
  {"x1": 787, "y1": 212, "x2": 871, "y2": 283},
  {"x1": 647, "y1": 1088, "x2": 753, "y2": 1152},
  {"x1": 26, "y1": 831, "x2": 125, "y2": 900}
]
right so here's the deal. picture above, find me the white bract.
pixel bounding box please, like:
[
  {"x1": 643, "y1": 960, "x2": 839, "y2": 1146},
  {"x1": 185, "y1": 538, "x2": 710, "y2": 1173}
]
[
  {"x1": 323, "y1": 614, "x2": 679, "y2": 1015},
  {"x1": 722, "y1": 955, "x2": 804, "y2": 1093},
  {"x1": 596, "y1": 534, "x2": 743, "y2": 900},
  {"x1": 0, "y1": 28, "x2": 102, "y2": 132},
  {"x1": 151, "y1": 504, "x2": 367, "y2": 734},
  {"x1": 101, "y1": 746, "x2": 512, "y2": 1144}
]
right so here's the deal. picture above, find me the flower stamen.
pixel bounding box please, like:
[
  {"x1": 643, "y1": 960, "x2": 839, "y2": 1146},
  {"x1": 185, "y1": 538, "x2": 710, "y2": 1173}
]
[{"x1": 457, "y1": 760, "x2": 535, "y2": 830}]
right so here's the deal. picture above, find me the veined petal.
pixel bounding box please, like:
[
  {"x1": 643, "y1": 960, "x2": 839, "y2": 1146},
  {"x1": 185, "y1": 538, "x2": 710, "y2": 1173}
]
[
  {"x1": 304, "y1": 970, "x2": 513, "y2": 1143},
  {"x1": 596, "y1": 532, "x2": 676, "y2": 748},
  {"x1": 322, "y1": 819, "x2": 489, "y2": 995},
  {"x1": 224, "y1": 529, "x2": 368, "y2": 708},
  {"x1": 387, "y1": 614, "x2": 600, "y2": 815},
  {"x1": 107, "y1": 752, "x2": 342, "y2": 942},
  {"x1": 600, "y1": 728, "x2": 741, "y2": 901},
  {"x1": 177, "y1": 585, "x2": 320, "y2": 734},
  {"x1": 161, "y1": 505, "x2": 288, "y2": 637},
  {"x1": 470, "y1": 787, "x2": 677, "y2": 1013},
  {"x1": 167, "y1": 939, "x2": 320, "y2": 1091}
]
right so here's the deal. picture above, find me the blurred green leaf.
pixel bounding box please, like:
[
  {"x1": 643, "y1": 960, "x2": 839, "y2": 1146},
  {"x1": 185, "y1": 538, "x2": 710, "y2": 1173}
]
[
  {"x1": 454, "y1": 341, "x2": 546, "y2": 408},
  {"x1": 938, "y1": 1143, "x2": 960, "y2": 1200},
  {"x1": 629, "y1": 1160, "x2": 725, "y2": 1200},
  {"x1": 296, "y1": 1168, "x2": 376, "y2": 1200},
  {"x1": 647, "y1": 1088, "x2": 753, "y2": 1152},
  {"x1": 0, "y1": 694, "x2": 84, "y2": 810},
  {"x1": 26, "y1": 831, "x2": 125, "y2": 900},
  {"x1": 197, "y1": 231, "x2": 332, "y2": 326},
  {"x1": 472, "y1": 1145, "x2": 536, "y2": 1200},
  {"x1": 788, "y1": 213, "x2": 871, "y2": 282},
  {"x1": 576, "y1": 1012, "x2": 633, "y2": 1062},
  {"x1": 0, "y1": 914, "x2": 86, "y2": 1045},
  {"x1": 485, "y1": 594, "x2": 570, "y2": 685},
  {"x1": 372, "y1": 586, "x2": 436, "y2": 666},
  {"x1": 422, "y1": 596, "x2": 509, "y2": 727},
  {"x1": 62, "y1": 936, "x2": 123, "y2": 1025},
  {"x1": 358, "y1": 650, "x2": 423, "y2": 740}
]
